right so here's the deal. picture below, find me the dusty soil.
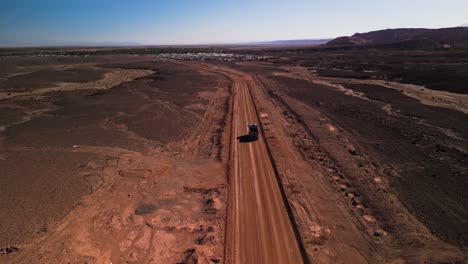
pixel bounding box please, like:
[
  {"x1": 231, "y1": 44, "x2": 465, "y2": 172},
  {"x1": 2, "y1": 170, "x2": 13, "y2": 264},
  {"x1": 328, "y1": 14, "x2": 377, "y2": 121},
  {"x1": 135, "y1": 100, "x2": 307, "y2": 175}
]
[
  {"x1": 1, "y1": 48, "x2": 467, "y2": 264},
  {"x1": 0, "y1": 56, "x2": 232, "y2": 263},
  {"x1": 181, "y1": 59, "x2": 467, "y2": 263},
  {"x1": 228, "y1": 61, "x2": 467, "y2": 262},
  {"x1": 268, "y1": 49, "x2": 468, "y2": 94}
]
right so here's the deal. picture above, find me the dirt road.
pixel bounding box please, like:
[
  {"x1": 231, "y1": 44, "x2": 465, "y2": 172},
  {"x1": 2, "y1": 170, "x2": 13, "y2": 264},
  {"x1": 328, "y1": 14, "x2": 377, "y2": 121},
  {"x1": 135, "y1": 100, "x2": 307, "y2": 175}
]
[
  {"x1": 228, "y1": 71, "x2": 304, "y2": 263},
  {"x1": 165, "y1": 60, "x2": 305, "y2": 263}
]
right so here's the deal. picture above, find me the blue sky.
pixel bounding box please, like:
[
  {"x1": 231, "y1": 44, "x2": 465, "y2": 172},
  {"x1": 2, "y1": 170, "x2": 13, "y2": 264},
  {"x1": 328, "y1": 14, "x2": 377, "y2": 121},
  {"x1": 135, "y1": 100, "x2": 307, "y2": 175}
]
[{"x1": 0, "y1": 0, "x2": 467, "y2": 46}]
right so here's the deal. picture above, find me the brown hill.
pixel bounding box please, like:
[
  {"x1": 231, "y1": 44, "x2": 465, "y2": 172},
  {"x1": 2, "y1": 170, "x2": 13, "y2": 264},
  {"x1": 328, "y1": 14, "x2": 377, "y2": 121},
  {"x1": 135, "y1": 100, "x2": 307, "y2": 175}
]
[{"x1": 327, "y1": 27, "x2": 468, "y2": 48}]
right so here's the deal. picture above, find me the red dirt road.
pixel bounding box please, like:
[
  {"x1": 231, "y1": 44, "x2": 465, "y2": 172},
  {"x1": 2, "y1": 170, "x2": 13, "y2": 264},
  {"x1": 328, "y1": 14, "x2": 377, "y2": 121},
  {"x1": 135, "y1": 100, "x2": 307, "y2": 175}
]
[
  {"x1": 168, "y1": 61, "x2": 304, "y2": 263},
  {"x1": 229, "y1": 72, "x2": 303, "y2": 263}
]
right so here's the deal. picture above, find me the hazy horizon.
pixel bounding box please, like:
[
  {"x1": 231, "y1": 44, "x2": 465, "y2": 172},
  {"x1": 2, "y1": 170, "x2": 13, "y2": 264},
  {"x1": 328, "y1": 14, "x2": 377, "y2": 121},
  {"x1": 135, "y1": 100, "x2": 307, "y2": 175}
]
[{"x1": 1, "y1": 0, "x2": 467, "y2": 47}]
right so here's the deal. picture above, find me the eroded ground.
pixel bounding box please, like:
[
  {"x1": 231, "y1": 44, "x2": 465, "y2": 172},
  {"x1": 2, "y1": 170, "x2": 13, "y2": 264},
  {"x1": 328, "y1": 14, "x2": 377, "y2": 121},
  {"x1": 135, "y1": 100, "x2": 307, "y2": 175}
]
[
  {"x1": 1, "y1": 56, "x2": 231, "y2": 263},
  {"x1": 229, "y1": 58, "x2": 467, "y2": 262},
  {"x1": 1, "y1": 49, "x2": 467, "y2": 264}
]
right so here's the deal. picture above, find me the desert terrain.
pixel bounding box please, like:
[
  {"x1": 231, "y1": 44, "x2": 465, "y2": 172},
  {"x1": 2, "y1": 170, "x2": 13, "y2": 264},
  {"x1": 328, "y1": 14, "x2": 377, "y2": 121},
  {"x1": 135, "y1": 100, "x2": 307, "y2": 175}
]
[
  {"x1": 0, "y1": 43, "x2": 467, "y2": 264},
  {"x1": 0, "y1": 55, "x2": 231, "y2": 263}
]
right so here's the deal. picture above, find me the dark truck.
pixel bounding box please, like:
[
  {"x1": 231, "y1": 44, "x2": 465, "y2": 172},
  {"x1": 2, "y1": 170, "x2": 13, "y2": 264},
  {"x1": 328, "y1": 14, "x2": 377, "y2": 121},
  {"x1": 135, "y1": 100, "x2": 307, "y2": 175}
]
[{"x1": 247, "y1": 123, "x2": 259, "y2": 140}]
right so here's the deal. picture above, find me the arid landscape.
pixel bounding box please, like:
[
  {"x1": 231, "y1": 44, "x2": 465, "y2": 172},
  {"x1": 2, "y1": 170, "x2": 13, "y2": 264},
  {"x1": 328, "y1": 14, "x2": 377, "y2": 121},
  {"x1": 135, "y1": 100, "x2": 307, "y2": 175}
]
[
  {"x1": 0, "y1": 55, "x2": 232, "y2": 263},
  {"x1": 1, "y1": 27, "x2": 468, "y2": 264}
]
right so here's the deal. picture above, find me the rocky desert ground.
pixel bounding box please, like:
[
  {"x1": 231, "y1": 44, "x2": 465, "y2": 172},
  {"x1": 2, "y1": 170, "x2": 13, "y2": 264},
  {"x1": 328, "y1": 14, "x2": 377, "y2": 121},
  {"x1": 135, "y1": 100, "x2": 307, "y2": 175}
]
[{"x1": 0, "y1": 47, "x2": 467, "y2": 263}]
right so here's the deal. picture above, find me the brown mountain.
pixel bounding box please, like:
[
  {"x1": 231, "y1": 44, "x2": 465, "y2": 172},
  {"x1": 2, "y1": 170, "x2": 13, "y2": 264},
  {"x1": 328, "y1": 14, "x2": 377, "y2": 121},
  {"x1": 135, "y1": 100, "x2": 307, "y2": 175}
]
[{"x1": 326, "y1": 27, "x2": 468, "y2": 48}]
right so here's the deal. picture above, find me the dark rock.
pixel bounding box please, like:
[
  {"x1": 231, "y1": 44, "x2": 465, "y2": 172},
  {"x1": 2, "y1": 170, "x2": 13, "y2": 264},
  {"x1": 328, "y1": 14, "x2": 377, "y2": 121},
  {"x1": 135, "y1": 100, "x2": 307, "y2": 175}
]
[
  {"x1": 135, "y1": 203, "x2": 158, "y2": 215},
  {"x1": 0, "y1": 246, "x2": 19, "y2": 255}
]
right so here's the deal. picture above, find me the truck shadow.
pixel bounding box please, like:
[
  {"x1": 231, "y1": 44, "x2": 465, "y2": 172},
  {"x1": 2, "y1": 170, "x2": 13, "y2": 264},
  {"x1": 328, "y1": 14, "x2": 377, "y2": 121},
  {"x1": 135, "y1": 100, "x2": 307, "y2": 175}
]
[{"x1": 237, "y1": 135, "x2": 258, "y2": 143}]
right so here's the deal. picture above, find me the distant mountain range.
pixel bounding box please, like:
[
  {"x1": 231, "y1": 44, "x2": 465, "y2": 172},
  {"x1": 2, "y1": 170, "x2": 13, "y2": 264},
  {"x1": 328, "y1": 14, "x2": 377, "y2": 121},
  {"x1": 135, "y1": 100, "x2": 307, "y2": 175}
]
[
  {"x1": 0, "y1": 39, "x2": 332, "y2": 48},
  {"x1": 2, "y1": 25, "x2": 467, "y2": 48},
  {"x1": 247, "y1": 39, "x2": 331, "y2": 45},
  {"x1": 326, "y1": 27, "x2": 468, "y2": 48},
  {"x1": 0, "y1": 40, "x2": 140, "y2": 48}
]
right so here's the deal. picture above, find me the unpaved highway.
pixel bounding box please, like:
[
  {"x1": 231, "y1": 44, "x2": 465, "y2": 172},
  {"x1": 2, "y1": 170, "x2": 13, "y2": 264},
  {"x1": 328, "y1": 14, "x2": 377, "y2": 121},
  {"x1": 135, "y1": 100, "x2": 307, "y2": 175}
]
[
  {"x1": 226, "y1": 69, "x2": 304, "y2": 263},
  {"x1": 231, "y1": 78, "x2": 302, "y2": 263},
  {"x1": 169, "y1": 61, "x2": 305, "y2": 263}
]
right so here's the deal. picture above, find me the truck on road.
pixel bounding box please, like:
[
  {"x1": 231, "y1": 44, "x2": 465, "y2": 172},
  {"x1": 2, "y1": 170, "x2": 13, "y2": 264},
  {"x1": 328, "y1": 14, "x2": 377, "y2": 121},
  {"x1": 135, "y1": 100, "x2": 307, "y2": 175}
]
[{"x1": 247, "y1": 123, "x2": 259, "y2": 140}]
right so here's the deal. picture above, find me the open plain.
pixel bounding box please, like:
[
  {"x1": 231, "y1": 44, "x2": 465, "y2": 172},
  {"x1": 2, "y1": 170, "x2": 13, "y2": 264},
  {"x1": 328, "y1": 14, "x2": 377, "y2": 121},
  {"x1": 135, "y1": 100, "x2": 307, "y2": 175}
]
[{"x1": 1, "y1": 47, "x2": 467, "y2": 263}]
